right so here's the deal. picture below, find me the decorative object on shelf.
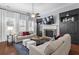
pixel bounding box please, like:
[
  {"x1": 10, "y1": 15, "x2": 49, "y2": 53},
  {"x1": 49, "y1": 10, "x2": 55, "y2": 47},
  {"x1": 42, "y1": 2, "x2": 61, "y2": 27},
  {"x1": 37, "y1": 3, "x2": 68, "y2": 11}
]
[
  {"x1": 66, "y1": 13, "x2": 69, "y2": 17},
  {"x1": 71, "y1": 17, "x2": 74, "y2": 22},
  {"x1": 61, "y1": 16, "x2": 75, "y2": 23}
]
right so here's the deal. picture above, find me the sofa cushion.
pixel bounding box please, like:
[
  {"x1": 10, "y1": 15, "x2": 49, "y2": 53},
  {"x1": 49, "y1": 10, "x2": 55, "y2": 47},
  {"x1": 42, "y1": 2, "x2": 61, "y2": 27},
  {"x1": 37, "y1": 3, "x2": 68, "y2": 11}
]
[
  {"x1": 44, "y1": 37, "x2": 64, "y2": 55},
  {"x1": 44, "y1": 41, "x2": 54, "y2": 55},
  {"x1": 19, "y1": 32, "x2": 30, "y2": 36},
  {"x1": 37, "y1": 41, "x2": 50, "y2": 54}
]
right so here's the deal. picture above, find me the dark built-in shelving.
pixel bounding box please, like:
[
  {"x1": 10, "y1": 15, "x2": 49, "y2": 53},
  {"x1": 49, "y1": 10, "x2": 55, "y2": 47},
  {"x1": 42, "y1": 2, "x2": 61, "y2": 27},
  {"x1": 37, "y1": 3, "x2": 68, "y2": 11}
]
[{"x1": 59, "y1": 8, "x2": 79, "y2": 44}]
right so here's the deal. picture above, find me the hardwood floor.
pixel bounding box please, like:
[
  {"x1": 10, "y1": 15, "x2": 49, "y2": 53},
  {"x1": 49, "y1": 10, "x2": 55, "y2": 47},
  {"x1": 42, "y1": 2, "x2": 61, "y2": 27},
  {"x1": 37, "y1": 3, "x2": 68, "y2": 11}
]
[
  {"x1": 69, "y1": 44, "x2": 79, "y2": 55},
  {"x1": 0, "y1": 42, "x2": 79, "y2": 55},
  {"x1": 0, "y1": 42, "x2": 17, "y2": 55}
]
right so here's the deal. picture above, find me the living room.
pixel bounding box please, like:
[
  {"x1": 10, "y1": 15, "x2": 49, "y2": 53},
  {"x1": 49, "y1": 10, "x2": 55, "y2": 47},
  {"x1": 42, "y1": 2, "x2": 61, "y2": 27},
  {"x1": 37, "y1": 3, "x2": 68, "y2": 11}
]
[{"x1": 0, "y1": 3, "x2": 79, "y2": 55}]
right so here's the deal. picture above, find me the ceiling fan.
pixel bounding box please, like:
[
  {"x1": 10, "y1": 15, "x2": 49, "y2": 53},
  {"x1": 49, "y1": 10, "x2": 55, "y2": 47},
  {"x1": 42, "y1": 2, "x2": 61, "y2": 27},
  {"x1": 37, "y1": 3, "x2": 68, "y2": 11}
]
[{"x1": 31, "y1": 3, "x2": 40, "y2": 18}]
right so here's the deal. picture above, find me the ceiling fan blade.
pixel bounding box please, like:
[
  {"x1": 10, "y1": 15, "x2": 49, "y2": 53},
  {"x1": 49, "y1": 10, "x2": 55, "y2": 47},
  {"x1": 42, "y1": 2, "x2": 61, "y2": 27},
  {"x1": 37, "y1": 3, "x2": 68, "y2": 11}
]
[
  {"x1": 36, "y1": 15, "x2": 40, "y2": 17},
  {"x1": 36, "y1": 13, "x2": 39, "y2": 15}
]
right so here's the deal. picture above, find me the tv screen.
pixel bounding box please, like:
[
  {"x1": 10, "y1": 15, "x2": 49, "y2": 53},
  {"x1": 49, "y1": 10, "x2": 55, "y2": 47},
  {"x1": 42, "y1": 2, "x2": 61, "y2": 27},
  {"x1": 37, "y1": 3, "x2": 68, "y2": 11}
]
[
  {"x1": 42, "y1": 16, "x2": 54, "y2": 24},
  {"x1": 48, "y1": 16, "x2": 54, "y2": 24},
  {"x1": 43, "y1": 18, "x2": 46, "y2": 24}
]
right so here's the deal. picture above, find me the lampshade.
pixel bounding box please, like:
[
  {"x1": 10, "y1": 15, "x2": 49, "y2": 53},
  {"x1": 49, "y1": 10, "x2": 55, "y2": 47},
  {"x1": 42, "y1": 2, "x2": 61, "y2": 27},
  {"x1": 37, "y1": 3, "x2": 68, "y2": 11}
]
[
  {"x1": 7, "y1": 26, "x2": 13, "y2": 31},
  {"x1": 11, "y1": 31, "x2": 16, "y2": 35},
  {"x1": 31, "y1": 13, "x2": 36, "y2": 18}
]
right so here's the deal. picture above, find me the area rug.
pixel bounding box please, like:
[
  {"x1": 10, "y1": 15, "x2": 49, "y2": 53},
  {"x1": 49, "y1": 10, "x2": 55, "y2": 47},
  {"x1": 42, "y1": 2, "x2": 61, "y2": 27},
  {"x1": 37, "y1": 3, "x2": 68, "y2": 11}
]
[{"x1": 14, "y1": 43, "x2": 29, "y2": 55}]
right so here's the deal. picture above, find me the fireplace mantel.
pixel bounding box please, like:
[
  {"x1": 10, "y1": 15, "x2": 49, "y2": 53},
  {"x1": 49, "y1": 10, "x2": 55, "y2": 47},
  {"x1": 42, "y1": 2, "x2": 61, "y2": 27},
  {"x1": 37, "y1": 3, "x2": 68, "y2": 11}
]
[{"x1": 41, "y1": 24, "x2": 58, "y2": 36}]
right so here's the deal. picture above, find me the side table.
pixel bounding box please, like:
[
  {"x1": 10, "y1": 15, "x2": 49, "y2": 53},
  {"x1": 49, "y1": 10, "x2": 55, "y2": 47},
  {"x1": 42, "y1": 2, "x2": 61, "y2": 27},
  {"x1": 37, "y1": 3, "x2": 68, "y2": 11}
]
[{"x1": 7, "y1": 34, "x2": 14, "y2": 46}]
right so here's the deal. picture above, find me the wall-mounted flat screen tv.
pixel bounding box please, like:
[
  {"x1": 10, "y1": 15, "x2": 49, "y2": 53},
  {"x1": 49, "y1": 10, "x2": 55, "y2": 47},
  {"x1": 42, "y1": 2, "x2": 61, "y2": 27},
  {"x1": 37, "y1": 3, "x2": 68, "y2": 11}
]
[{"x1": 42, "y1": 16, "x2": 54, "y2": 24}]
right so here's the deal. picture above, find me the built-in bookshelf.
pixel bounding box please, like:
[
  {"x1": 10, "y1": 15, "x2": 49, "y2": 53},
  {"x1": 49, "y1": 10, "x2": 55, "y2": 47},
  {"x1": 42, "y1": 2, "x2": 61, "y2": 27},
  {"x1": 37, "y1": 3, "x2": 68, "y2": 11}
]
[
  {"x1": 60, "y1": 14, "x2": 78, "y2": 23},
  {"x1": 59, "y1": 8, "x2": 79, "y2": 44}
]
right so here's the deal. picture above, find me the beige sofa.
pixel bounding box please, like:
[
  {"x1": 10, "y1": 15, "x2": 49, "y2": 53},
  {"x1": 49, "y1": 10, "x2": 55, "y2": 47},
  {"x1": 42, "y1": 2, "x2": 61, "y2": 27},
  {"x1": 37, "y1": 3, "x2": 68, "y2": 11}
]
[
  {"x1": 15, "y1": 34, "x2": 36, "y2": 42},
  {"x1": 29, "y1": 34, "x2": 71, "y2": 55}
]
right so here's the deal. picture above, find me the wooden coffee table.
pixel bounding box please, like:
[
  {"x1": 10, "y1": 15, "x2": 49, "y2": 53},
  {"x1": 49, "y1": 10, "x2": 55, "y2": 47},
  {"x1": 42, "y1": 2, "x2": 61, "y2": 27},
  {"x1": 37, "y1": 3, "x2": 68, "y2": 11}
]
[
  {"x1": 0, "y1": 42, "x2": 17, "y2": 55},
  {"x1": 31, "y1": 36, "x2": 51, "y2": 45}
]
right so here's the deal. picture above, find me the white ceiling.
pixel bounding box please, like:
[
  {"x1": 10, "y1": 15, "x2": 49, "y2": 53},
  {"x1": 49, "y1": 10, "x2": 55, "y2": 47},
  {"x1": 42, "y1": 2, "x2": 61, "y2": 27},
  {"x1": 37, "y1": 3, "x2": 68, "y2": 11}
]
[{"x1": 0, "y1": 3, "x2": 74, "y2": 15}]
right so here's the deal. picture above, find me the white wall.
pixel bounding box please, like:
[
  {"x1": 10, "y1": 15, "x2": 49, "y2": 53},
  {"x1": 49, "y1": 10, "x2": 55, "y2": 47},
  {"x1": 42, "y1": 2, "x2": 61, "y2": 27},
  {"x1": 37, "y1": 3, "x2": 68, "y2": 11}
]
[
  {"x1": 0, "y1": 8, "x2": 31, "y2": 42},
  {"x1": 41, "y1": 3, "x2": 79, "y2": 36},
  {"x1": 0, "y1": 9, "x2": 2, "y2": 42}
]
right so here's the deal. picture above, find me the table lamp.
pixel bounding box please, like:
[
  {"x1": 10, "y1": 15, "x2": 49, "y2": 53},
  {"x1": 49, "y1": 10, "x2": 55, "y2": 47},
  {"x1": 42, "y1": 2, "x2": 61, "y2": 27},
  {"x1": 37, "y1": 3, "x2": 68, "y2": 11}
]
[{"x1": 7, "y1": 26, "x2": 14, "y2": 46}]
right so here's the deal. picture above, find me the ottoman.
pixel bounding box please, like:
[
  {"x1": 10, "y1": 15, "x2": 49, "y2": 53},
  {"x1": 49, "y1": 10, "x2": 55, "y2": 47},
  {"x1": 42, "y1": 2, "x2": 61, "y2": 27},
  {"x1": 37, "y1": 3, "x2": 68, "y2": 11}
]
[
  {"x1": 22, "y1": 39, "x2": 30, "y2": 46},
  {"x1": 26, "y1": 40, "x2": 36, "y2": 49}
]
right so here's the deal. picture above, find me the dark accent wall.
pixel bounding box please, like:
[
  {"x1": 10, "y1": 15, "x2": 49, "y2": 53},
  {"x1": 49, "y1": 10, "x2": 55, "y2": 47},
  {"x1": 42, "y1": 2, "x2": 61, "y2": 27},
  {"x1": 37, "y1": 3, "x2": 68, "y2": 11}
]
[{"x1": 36, "y1": 19, "x2": 42, "y2": 36}]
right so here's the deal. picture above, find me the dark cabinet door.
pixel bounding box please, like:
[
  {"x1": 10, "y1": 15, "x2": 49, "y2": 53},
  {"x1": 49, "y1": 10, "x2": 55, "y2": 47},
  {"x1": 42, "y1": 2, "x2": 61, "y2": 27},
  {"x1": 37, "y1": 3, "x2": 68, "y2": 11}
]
[
  {"x1": 67, "y1": 22, "x2": 77, "y2": 34},
  {"x1": 60, "y1": 21, "x2": 79, "y2": 44},
  {"x1": 60, "y1": 23, "x2": 64, "y2": 36},
  {"x1": 71, "y1": 34, "x2": 79, "y2": 44},
  {"x1": 60, "y1": 22, "x2": 67, "y2": 36},
  {"x1": 77, "y1": 20, "x2": 79, "y2": 34},
  {"x1": 62, "y1": 23, "x2": 67, "y2": 34},
  {"x1": 66, "y1": 22, "x2": 73, "y2": 34},
  {"x1": 74, "y1": 21, "x2": 78, "y2": 34},
  {"x1": 60, "y1": 22, "x2": 75, "y2": 35}
]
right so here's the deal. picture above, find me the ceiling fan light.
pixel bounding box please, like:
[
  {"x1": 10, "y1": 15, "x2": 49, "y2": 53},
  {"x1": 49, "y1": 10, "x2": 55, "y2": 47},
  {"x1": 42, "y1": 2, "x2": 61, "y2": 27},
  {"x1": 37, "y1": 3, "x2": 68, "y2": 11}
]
[{"x1": 31, "y1": 13, "x2": 35, "y2": 18}]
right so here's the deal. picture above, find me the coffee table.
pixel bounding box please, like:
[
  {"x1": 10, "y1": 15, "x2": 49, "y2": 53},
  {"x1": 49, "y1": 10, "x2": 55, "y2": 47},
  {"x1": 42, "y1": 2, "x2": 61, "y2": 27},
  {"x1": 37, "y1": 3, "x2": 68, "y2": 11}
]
[{"x1": 31, "y1": 36, "x2": 51, "y2": 46}]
